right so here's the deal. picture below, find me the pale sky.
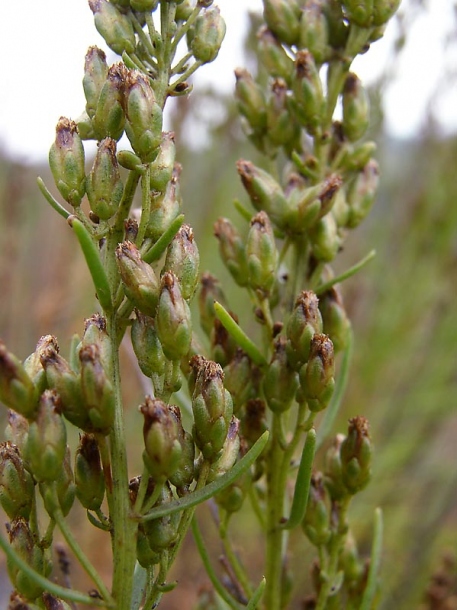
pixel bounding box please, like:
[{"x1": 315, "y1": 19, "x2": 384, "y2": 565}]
[{"x1": 0, "y1": 0, "x2": 455, "y2": 163}]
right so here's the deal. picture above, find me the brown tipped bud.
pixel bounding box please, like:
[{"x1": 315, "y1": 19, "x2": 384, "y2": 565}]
[
  {"x1": 207, "y1": 417, "x2": 240, "y2": 481},
  {"x1": 191, "y1": 357, "x2": 233, "y2": 461},
  {"x1": 4, "y1": 411, "x2": 29, "y2": 451},
  {"x1": 23, "y1": 390, "x2": 67, "y2": 482},
  {"x1": 308, "y1": 213, "x2": 341, "y2": 262},
  {"x1": 236, "y1": 160, "x2": 290, "y2": 230},
  {"x1": 340, "y1": 416, "x2": 372, "y2": 494},
  {"x1": 342, "y1": 73, "x2": 370, "y2": 142},
  {"x1": 23, "y1": 335, "x2": 59, "y2": 400},
  {"x1": 146, "y1": 163, "x2": 182, "y2": 241},
  {"x1": 198, "y1": 272, "x2": 227, "y2": 337},
  {"x1": 298, "y1": 334, "x2": 335, "y2": 412},
  {"x1": 263, "y1": 0, "x2": 301, "y2": 46},
  {"x1": 156, "y1": 272, "x2": 192, "y2": 361},
  {"x1": 213, "y1": 217, "x2": 249, "y2": 287},
  {"x1": 266, "y1": 79, "x2": 300, "y2": 151},
  {"x1": 83, "y1": 46, "x2": 108, "y2": 119},
  {"x1": 346, "y1": 159, "x2": 379, "y2": 228},
  {"x1": 7, "y1": 518, "x2": 46, "y2": 600},
  {"x1": 263, "y1": 337, "x2": 299, "y2": 413},
  {"x1": 286, "y1": 290, "x2": 323, "y2": 370},
  {"x1": 116, "y1": 241, "x2": 160, "y2": 316},
  {"x1": 293, "y1": 50, "x2": 325, "y2": 134},
  {"x1": 75, "y1": 434, "x2": 105, "y2": 511},
  {"x1": 79, "y1": 344, "x2": 115, "y2": 433},
  {"x1": 124, "y1": 70, "x2": 163, "y2": 161},
  {"x1": 162, "y1": 224, "x2": 200, "y2": 300},
  {"x1": 0, "y1": 442, "x2": 35, "y2": 520},
  {"x1": 42, "y1": 593, "x2": 73, "y2": 610},
  {"x1": 87, "y1": 138, "x2": 124, "y2": 220},
  {"x1": 49, "y1": 118, "x2": 86, "y2": 207},
  {"x1": 234, "y1": 68, "x2": 267, "y2": 132},
  {"x1": 324, "y1": 433, "x2": 347, "y2": 501},
  {"x1": 150, "y1": 131, "x2": 176, "y2": 192},
  {"x1": 80, "y1": 313, "x2": 113, "y2": 375},
  {"x1": 140, "y1": 398, "x2": 183, "y2": 482},
  {"x1": 300, "y1": 1, "x2": 330, "y2": 65},
  {"x1": 319, "y1": 286, "x2": 351, "y2": 353},
  {"x1": 190, "y1": 7, "x2": 226, "y2": 64},
  {"x1": 302, "y1": 472, "x2": 331, "y2": 546},
  {"x1": 131, "y1": 311, "x2": 166, "y2": 378},
  {"x1": 89, "y1": 0, "x2": 135, "y2": 55},
  {"x1": 93, "y1": 62, "x2": 127, "y2": 141},
  {"x1": 0, "y1": 341, "x2": 38, "y2": 419},
  {"x1": 223, "y1": 349, "x2": 255, "y2": 412},
  {"x1": 246, "y1": 211, "x2": 279, "y2": 297},
  {"x1": 257, "y1": 27, "x2": 294, "y2": 83}
]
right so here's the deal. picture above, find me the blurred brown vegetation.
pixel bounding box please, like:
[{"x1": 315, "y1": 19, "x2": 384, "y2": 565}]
[{"x1": 1, "y1": 4, "x2": 457, "y2": 609}]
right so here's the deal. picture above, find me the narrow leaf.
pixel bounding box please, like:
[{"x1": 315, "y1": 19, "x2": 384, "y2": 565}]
[
  {"x1": 142, "y1": 214, "x2": 185, "y2": 263},
  {"x1": 37, "y1": 177, "x2": 70, "y2": 219},
  {"x1": 315, "y1": 250, "x2": 376, "y2": 295},
  {"x1": 214, "y1": 301, "x2": 268, "y2": 368},
  {"x1": 131, "y1": 562, "x2": 147, "y2": 610},
  {"x1": 69, "y1": 216, "x2": 113, "y2": 312},
  {"x1": 141, "y1": 431, "x2": 269, "y2": 522},
  {"x1": 246, "y1": 577, "x2": 266, "y2": 610},
  {"x1": 282, "y1": 428, "x2": 316, "y2": 530},
  {"x1": 360, "y1": 507, "x2": 383, "y2": 610}
]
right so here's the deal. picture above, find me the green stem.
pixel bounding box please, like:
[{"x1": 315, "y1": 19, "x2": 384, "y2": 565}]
[
  {"x1": 136, "y1": 164, "x2": 152, "y2": 245},
  {"x1": 315, "y1": 250, "x2": 376, "y2": 295},
  {"x1": 360, "y1": 508, "x2": 383, "y2": 610},
  {"x1": 49, "y1": 486, "x2": 113, "y2": 604},
  {"x1": 264, "y1": 414, "x2": 286, "y2": 610}
]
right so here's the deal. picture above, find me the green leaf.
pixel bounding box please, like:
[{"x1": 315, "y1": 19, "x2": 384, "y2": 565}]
[
  {"x1": 142, "y1": 214, "x2": 185, "y2": 264},
  {"x1": 141, "y1": 431, "x2": 269, "y2": 522},
  {"x1": 69, "y1": 216, "x2": 113, "y2": 313},
  {"x1": 360, "y1": 507, "x2": 383, "y2": 610}
]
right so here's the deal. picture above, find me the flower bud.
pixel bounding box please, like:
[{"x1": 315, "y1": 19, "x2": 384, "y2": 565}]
[
  {"x1": 162, "y1": 224, "x2": 200, "y2": 300},
  {"x1": 308, "y1": 212, "x2": 340, "y2": 262},
  {"x1": 40, "y1": 446, "x2": 75, "y2": 517},
  {"x1": 298, "y1": 334, "x2": 335, "y2": 412},
  {"x1": 213, "y1": 218, "x2": 249, "y2": 287},
  {"x1": 319, "y1": 286, "x2": 351, "y2": 353},
  {"x1": 40, "y1": 344, "x2": 90, "y2": 431},
  {"x1": 299, "y1": 1, "x2": 330, "y2": 65},
  {"x1": 207, "y1": 417, "x2": 240, "y2": 481},
  {"x1": 42, "y1": 593, "x2": 73, "y2": 610},
  {"x1": 124, "y1": 70, "x2": 163, "y2": 161},
  {"x1": 286, "y1": 290, "x2": 323, "y2": 370},
  {"x1": 0, "y1": 341, "x2": 38, "y2": 419},
  {"x1": 176, "y1": 0, "x2": 193, "y2": 20},
  {"x1": 117, "y1": 150, "x2": 143, "y2": 172},
  {"x1": 76, "y1": 111, "x2": 95, "y2": 140},
  {"x1": 136, "y1": 524, "x2": 159, "y2": 568},
  {"x1": 198, "y1": 272, "x2": 226, "y2": 337},
  {"x1": 49, "y1": 118, "x2": 86, "y2": 208},
  {"x1": 346, "y1": 159, "x2": 379, "y2": 228},
  {"x1": 150, "y1": 131, "x2": 176, "y2": 192},
  {"x1": 266, "y1": 79, "x2": 300, "y2": 150},
  {"x1": 4, "y1": 411, "x2": 29, "y2": 451},
  {"x1": 236, "y1": 159, "x2": 289, "y2": 230},
  {"x1": 8, "y1": 591, "x2": 42, "y2": 609},
  {"x1": 0, "y1": 442, "x2": 35, "y2": 520},
  {"x1": 263, "y1": 0, "x2": 301, "y2": 46},
  {"x1": 191, "y1": 357, "x2": 233, "y2": 461},
  {"x1": 331, "y1": 188, "x2": 350, "y2": 227},
  {"x1": 146, "y1": 163, "x2": 182, "y2": 241},
  {"x1": 131, "y1": 0, "x2": 159, "y2": 10},
  {"x1": 131, "y1": 311, "x2": 166, "y2": 378},
  {"x1": 234, "y1": 69, "x2": 267, "y2": 133},
  {"x1": 285, "y1": 174, "x2": 321, "y2": 232},
  {"x1": 143, "y1": 483, "x2": 180, "y2": 551},
  {"x1": 87, "y1": 138, "x2": 124, "y2": 220},
  {"x1": 215, "y1": 438, "x2": 251, "y2": 514},
  {"x1": 293, "y1": 50, "x2": 325, "y2": 134},
  {"x1": 342, "y1": 0, "x2": 374, "y2": 27},
  {"x1": 342, "y1": 73, "x2": 370, "y2": 142},
  {"x1": 83, "y1": 46, "x2": 108, "y2": 120},
  {"x1": 116, "y1": 241, "x2": 160, "y2": 316},
  {"x1": 372, "y1": 0, "x2": 401, "y2": 26},
  {"x1": 7, "y1": 518, "x2": 46, "y2": 600},
  {"x1": 74, "y1": 434, "x2": 105, "y2": 511},
  {"x1": 263, "y1": 337, "x2": 299, "y2": 413},
  {"x1": 257, "y1": 27, "x2": 294, "y2": 83},
  {"x1": 156, "y1": 272, "x2": 192, "y2": 361},
  {"x1": 24, "y1": 390, "x2": 67, "y2": 482},
  {"x1": 79, "y1": 344, "x2": 115, "y2": 433},
  {"x1": 140, "y1": 397, "x2": 183, "y2": 482},
  {"x1": 167, "y1": 406, "x2": 195, "y2": 489},
  {"x1": 223, "y1": 349, "x2": 255, "y2": 413},
  {"x1": 341, "y1": 141, "x2": 376, "y2": 172},
  {"x1": 340, "y1": 416, "x2": 372, "y2": 494},
  {"x1": 93, "y1": 63, "x2": 127, "y2": 141},
  {"x1": 246, "y1": 211, "x2": 279, "y2": 297},
  {"x1": 323, "y1": 0, "x2": 349, "y2": 50},
  {"x1": 23, "y1": 335, "x2": 58, "y2": 400},
  {"x1": 80, "y1": 313, "x2": 113, "y2": 376},
  {"x1": 190, "y1": 7, "x2": 226, "y2": 64},
  {"x1": 340, "y1": 533, "x2": 364, "y2": 586},
  {"x1": 324, "y1": 433, "x2": 347, "y2": 501},
  {"x1": 302, "y1": 472, "x2": 331, "y2": 546},
  {"x1": 88, "y1": 0, "x2": 136, "y2": 55}
]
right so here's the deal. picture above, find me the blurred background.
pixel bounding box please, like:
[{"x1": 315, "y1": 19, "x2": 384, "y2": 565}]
[{"x1": 1, "y1": 0, "x2": 457, "y2": 608}]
